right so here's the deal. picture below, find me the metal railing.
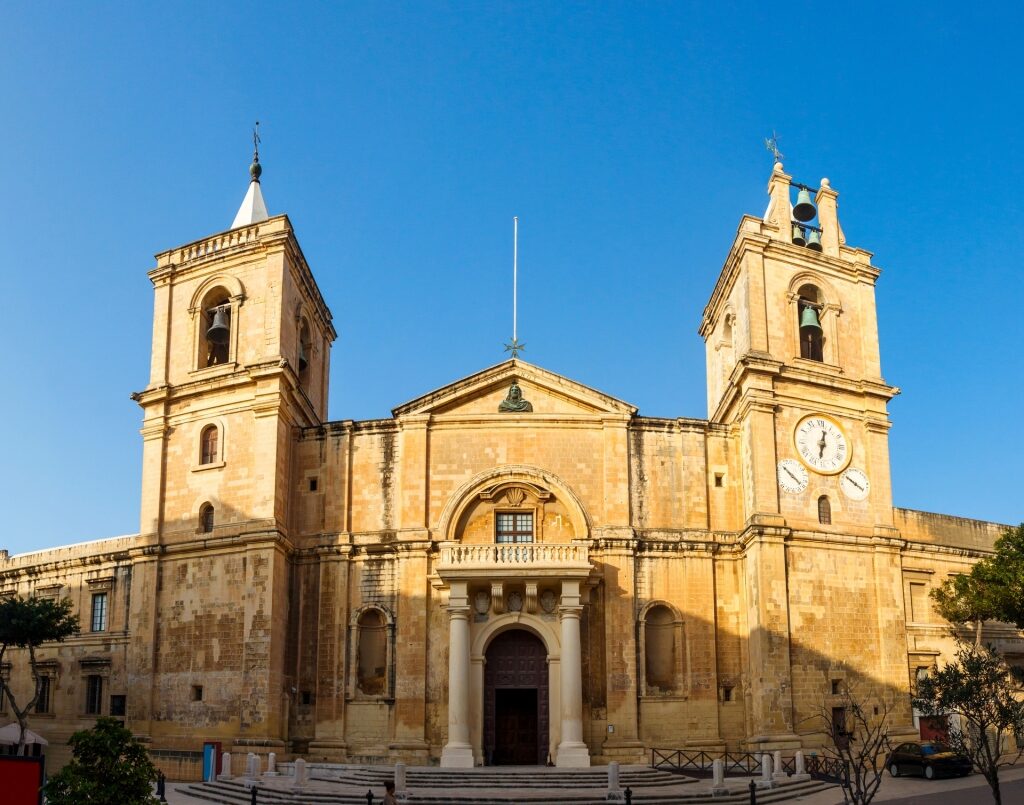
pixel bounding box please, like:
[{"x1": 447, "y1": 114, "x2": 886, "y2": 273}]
[{"x1": 651, "y1": 747, "x2": 847, "y2": 783}]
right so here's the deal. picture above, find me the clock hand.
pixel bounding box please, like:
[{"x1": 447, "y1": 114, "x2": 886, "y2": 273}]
[
  {"x1": 848, "y1": 477, "x2": 864, "y2": 491},
  {"x1": 785, "y1": 467, "x2": 800, "y2": 482},
  {"x1": 818, "y1": 430, "x2": 827, "y2": 458}
]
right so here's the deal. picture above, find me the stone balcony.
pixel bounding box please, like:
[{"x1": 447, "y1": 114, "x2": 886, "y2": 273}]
[{"x1": 434, "y1": 541, "x2": 593, "y2": 582}]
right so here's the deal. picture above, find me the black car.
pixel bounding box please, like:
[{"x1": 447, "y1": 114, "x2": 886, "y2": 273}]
[{"x1": 886, "y1": 741, "x2": 973, "y2": 779}]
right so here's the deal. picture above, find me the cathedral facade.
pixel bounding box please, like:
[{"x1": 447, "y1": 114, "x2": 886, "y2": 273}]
[{"x1": 1, "y1": 159, "x2": 1020, "y2": 771}]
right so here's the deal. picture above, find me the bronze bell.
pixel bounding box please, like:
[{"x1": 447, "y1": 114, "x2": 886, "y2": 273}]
[
  {"x1": 806, "y1": 229, "x2": 823, "y2": 251},
  {"x1": 791, "y1": 224, "x2": 806, "y2": 247},
  {"x1": 299, "y1": 341, "x2": 309, "y2": 372},
  {"x1": 793, "y1": 188, "x2": 817, "y2": 222},
  {"x1": 206, "y1": 307, "x2": 231, "y2": 345},
  {"x1": 800, "y1": 304, "x2": 823, "y2": 334}
]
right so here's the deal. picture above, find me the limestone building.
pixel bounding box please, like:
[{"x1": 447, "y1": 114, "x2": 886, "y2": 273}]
[{"x1": 1, "y1": 156, "x2": 1020, "y2": 771}]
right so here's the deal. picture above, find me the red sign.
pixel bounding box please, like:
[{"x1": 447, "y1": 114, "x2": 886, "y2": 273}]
[{"x1": 0, "y1": 756, "x2": 45, "y2": 805}]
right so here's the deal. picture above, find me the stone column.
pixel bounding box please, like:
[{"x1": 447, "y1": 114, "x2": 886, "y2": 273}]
[
  {"x1": 441, "y1": 583, "x2": 474, "y2": 768},
  {"x1": 556, "y1": 580, "x2": 590, "y2": 767}
]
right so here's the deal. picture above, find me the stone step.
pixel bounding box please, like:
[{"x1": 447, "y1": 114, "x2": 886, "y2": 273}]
[{"x1": 180, "y1": 777, "x2": 834, "y2": 805}]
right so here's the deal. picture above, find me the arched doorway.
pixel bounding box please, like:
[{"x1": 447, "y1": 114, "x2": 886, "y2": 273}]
[{"x1": 484, "y1": 629, "x2": 549, "y2": 765}]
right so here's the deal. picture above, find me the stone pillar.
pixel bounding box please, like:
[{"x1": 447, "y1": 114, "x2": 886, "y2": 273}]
[
  {"x1": 556, "y1": 580, "x2": 590, "y2": 767},
  {"x1": 606, "y1": 761, "x2": 623, "y2": 801},
  {"x1": 395, "y1": 761, "x2": 409, "y2": 800},
  {"x1": 773, "y1": 749, "x2": 787, "y2": 781},
  {"x1": 711, "y1": 758, "x2": 727, "y2": 795},
  {"x1": 793, "y1": 750, "x2": 811, "y2": 781},
  {"x1": 265, "y1": 752, "x2": 277, "y2": 777},
  {"x1": 293, "y1": 758, "x2": 307, "y2": 788},
  {"x1": 219, "y1": 752, "x2": 232, "y2": 781},
  {"x1": 246, "y1": 752, "x2": 258, "y2": 779},
  {"x1": 441, "y1": 583, "x2": 474, "y2": 768},
  {"x1": 758, "y1": 753, "x2": 775, "y2": 789}
]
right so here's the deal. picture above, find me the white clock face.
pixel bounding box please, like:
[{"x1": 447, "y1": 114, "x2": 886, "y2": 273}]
[
  {"x1": 777, "y1": 459, "x2": 809, "y2": 494},
  {"x1": 840, "y1": 467, "x2": 870, "y2": 501},
  {"x1": 795, "y1": 415, "x2": 850, "y2": 474}
]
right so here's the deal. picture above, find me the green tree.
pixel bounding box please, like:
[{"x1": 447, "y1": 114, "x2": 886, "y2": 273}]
[
  {"x1": 0, "y1": 595, "x2": 79, "y2": 754},
  {"x1": 931, "y1": 523, "x2": 1024, "y2": 639},
  {"x1": 913, "y1": 642, "x2": 1024, "y2": 805},
  {"x1": 45, "y1": 717, "x2": 159, "y2": 805}
]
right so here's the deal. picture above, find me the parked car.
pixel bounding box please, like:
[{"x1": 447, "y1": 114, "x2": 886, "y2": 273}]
[{"x1": 886, "y1": 741, "x2": 973, "y2": 779}]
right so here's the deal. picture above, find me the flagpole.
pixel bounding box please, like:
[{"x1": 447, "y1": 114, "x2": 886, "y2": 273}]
[{"x1": 513, "y1": 216, "x2": 518, "y2": 343}]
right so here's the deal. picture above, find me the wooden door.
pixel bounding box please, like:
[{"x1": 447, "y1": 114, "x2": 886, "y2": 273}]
[{"x1": 484, "y1": 629, "x2": 549, "y2": 765}]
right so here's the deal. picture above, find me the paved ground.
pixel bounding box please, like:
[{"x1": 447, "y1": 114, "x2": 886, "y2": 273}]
[{"x1": 161, "y1": 763, "x2": 1024, "y2": 805}]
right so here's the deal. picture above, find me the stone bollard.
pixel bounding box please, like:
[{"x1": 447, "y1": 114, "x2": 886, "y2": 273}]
[
  {"x1": 395, "y1": 761, "x2": 409, "y2": 800},
  {"x1": 792, "y1": 750, "x2": 811, "y2": 782},
  {"x1": 246, "y1": 752, "x2": 256, "y2": 779},
  {"x1": 264, "y1": 752, "x2": 278, "y2": 778},
  {"x1": 606, "y1": 760, "x2": 624, "y2": 801},
  {"x1": 758, "y1": 752, "x2": 775, "y2": 789},
  {"x1": 772, "y1": 749, "x2": 787, "y2": 782},
  {"x1": 219, "y1": 751, "x2": 233, "y2": 781},
  {"x1": 711, "y1": 758, "x2": 728, "y2": 795},
  {"x1": 293, "y1": 758, "x2": 308, "y2": 788}
]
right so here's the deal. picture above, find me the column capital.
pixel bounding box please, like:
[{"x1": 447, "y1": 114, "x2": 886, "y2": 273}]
[
  {"x1": 558, "y1": 605, "x2": 584, "y2": 621},
  {"x1": 445, "y1": 605, "x2": 471, "y2": 621}
]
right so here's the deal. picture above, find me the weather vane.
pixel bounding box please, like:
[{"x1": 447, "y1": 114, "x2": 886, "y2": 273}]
[
  {"x1": 764, "y1": 131, "x2": 783, "y2": 164},
  {"x1": 503, "y1": 216, "x2": 525, "y2": 359},
  {"x1": 253, "y1": 120, "x2": 261, "y2": 162}
]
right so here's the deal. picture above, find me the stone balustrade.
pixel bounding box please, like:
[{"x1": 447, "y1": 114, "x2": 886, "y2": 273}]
[{"x1": 435, "y1": 542, "x2": 591, "y2": 577}]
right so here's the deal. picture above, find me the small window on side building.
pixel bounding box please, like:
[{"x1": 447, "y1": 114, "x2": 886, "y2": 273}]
[
  {"x1": 91, "y1": 592, "x2": 108, "y2": 632},
  {"x1": 85, "y1": 675, "x2": 103, "y2": 715},
  {"x1": 35, "y1": 677, "x2": 51, "y2": 714},
  {"x1": 110, "y1": 694, "x2": 126, "y2": 716}
]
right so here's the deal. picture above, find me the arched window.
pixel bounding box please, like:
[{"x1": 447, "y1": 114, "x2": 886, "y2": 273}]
[
  {"x1": 797, "y1": 284, "x2": 824, "y2": 362},
  {"x1": 356, "y1": 609, "x2": 389, "y2": 696},
  {"x1": 642, "y1": 604, "x2": 684, "y2": 695},
  {"x1": 818, "y1": 495, "x2": 832, "y2": 525},
  {"x1": 199, "y1": 503, "x2": 215, "y2": 533},
  {"x1": 201, "y1": 289, "x2": 231, "y2": 368},
  {"x1": 298, "y1": 320, "x2": 312, "y2": 392},
  {"x1": 200, "y1": 425, "x2": 219, "y2": 465}
]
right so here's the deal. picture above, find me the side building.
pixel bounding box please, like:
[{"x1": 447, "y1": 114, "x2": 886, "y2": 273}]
[{"x1": 1, "y1": 159, "x2": 1020, "y2": 772}]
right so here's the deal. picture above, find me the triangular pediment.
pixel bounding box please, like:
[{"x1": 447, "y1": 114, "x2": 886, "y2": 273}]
[{"x1": 391, "y1": 360, "x2": 638, "y2": 418}]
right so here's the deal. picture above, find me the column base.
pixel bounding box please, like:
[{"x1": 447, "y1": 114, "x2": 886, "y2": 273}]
[
  {"x1": 440, "y1": 743, "x2": 475, "y2": 768},
  {"x1": 555, "y1": 742, "x2": 591, "y2": 767}
]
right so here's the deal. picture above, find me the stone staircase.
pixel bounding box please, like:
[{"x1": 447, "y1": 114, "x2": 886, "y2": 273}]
[{"x1": 178, "y1": 764, "x2": 835, "y2": 804}]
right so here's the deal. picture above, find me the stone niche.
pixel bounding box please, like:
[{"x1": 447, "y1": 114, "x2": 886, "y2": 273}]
[{"x1": 455, "y1": 482, "x2": 578, "y2": 545}]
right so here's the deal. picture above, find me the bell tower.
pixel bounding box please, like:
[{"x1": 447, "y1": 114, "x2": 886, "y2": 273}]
[
  {"x1": 699, "y1": 157, "x2": 906, "y2": 750},
  {"x1": 700, "y1": 159, "x2": 899, "y2": 533},
  {"x1": 127, "y1": 144, "x2": 336, "y2": 744}
]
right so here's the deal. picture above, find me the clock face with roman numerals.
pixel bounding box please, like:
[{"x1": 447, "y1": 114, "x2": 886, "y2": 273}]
[{"x1": 794, "y1": 414, "x2": 850, "y2": 475}]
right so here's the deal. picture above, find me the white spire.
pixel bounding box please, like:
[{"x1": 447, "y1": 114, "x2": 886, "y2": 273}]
[
  {"x1": 231, "y1": 121, "x2": 269, "y2": 229},
  {"x1": 231, "y1": 178, "x2": 269, "y2": 229}
]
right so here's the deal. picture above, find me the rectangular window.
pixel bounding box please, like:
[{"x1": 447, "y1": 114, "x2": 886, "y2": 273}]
[
  {"x1": 86, "y1": 675, "x2": 103, "y2": 715},
  {"x1": 110, "y1": 694, "x2": 126, "y2": 716},
  {"x1": 495, "y1": 511, "x2": 534, "y2": 544},
  {"x1": 91, "y1": 592, "x2": 108, "y2": 632},
  {"x1": 35, "y1": 677, "x2": 51, "y2": 714}
]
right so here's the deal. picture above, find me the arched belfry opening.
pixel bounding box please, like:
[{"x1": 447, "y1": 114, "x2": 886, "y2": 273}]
[{"x1": 484, "y1": 629, "x2": 550, "y2": 765}]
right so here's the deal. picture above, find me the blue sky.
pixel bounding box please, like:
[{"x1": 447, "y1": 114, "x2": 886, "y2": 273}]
[{"x1": 1, "y1": 3, "x2": 1022, "y2": 555}]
